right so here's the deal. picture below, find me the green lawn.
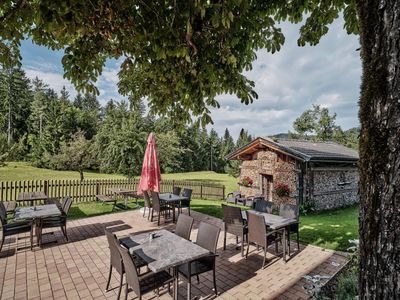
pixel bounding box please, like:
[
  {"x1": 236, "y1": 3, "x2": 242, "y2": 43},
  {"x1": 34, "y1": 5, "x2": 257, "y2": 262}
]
[
  {"x1": 0, "y1": 162, "x2": 239, "y2": 192},
  {"x1": 2, "y1": 161, "x2": 358, "y2": 251},
  {"x1": 0, "y1": 162, "x2": 125, "y2": 181},
  {"x1": 191, "y1": 200, "x2": 359, "y2": 251}
]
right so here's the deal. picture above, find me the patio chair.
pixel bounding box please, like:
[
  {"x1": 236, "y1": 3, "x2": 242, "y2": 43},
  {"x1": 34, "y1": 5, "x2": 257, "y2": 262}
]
[
  {"x1": 245, "y1": 212, "x2": 281, "y2": 269},
  {"x1": 150, "y1": 191, "x2": 172, "y2": 226},
  {"x1": 172, "y1": 186, "x2": 181, "y2": 196},
  {"x1": 226, "y1": 191, "x2": 241, "y2": 204},
  {"x1": 178, "y1": 221, "x2": 220, "y2": 298},
  {"x1": 254, "y1": 198, "x2": 273, "y2": 213},
  {"x1": 279, "y1": 204, "x2": 300, "y2": 254},
  {"x1": 0, "y1": 202, "x2": 33, "y2": 252},
  {"x1": 116, "y1": 242, "x2": 173, "y2": 300},
  {"x1": 104, "y1": 229, "x2": 147, "y2": 298},
  {"x1": 142, "y1": 191, "x2": 152, "y2": 220},
  {"x1": 221, "y1": 204, "x2": 248, "y2": 256},
  {"x1": 174, "y1": 214, "x2": 194, "y2": 240},
  {"x1": 178, "y1": 188, "x2": 192, "y2": 216},
  {"x1": 45, "y1": 197, "x2": 69, "y2": 211},
  {"x1": 37, "y1": 197, "x2": 72, "y2": 246}
]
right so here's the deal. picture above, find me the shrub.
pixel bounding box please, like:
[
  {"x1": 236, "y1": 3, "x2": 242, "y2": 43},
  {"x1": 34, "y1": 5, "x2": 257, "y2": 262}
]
[{"x1": 335, "y1": 268, "x2": 358, "y2": 300}]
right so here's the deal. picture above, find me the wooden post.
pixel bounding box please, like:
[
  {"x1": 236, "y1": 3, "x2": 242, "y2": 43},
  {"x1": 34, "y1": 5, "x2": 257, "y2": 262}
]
[
  {"x1": 96, "y1": 180, "x2": 100, "y2": 196},
  {"x1": 44, "y1": 180, "x2": 48, "y2": 196},
  {"x1": 222, "y1": 185, "x2": 225, "y2": 200},
  {"x1": 200, "y1": 184, "x2": 203, "y2": 199}
]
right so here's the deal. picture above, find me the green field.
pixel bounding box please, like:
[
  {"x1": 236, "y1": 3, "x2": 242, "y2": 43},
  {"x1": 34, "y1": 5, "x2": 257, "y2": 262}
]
[
  {"x1": 0, "y1": 162, "x2": 239, "y2": 192},
  {"x1": 2, "y1": 162, "x2": 358, "y2": 251}
]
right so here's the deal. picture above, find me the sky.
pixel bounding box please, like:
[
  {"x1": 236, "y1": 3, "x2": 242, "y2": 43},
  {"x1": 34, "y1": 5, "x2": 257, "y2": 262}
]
[{"x1": 20, "y1": 17, "x2": 361, "y2": 139}]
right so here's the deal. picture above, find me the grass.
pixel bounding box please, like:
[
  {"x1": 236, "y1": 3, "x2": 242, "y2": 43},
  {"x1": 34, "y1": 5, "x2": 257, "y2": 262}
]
[
  {"x1": 0, "y1": 162, "x2": 125, "y2": 181},
  {"x1": 70, "y1": 199, "x2": 358, "y2": 251},
  {"x1": 2, "y1": 161, "x2": 358, "y2": 251},
  {"x1": 0, "y1": 162, "x2": 239, "y2": 192}
]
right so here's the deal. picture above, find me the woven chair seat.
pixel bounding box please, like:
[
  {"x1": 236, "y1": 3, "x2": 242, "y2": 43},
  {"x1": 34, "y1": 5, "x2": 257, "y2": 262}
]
[
  {"x1": 178, "y1": 255, "x2": 215, "y2": 278},
  {"x1": 139, "y1": 270, "x2": 173, "y2": 294}
]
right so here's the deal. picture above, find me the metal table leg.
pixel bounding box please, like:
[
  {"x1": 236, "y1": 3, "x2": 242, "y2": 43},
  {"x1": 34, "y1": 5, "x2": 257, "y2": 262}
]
[
  {"x1": 283, "y1": 228, "x2": 287, "y2": 263},
  {"x1": 173, "y1": 266, "x2": 179, "y2": 300}
]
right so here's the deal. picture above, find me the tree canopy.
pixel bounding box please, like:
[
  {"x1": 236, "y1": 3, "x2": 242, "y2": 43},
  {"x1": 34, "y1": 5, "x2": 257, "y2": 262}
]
[{"x1": 0, "y1": 0, "x2": 358, "y2": 125}]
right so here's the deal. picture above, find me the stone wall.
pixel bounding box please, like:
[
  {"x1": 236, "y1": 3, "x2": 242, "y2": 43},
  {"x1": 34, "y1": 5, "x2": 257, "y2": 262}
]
[
  {"x1": 239, "y1": 149, "x2": 297, "y2": 205},
  {"x1": 311, "y1": 168, "x2": 359, "y2": 210}
]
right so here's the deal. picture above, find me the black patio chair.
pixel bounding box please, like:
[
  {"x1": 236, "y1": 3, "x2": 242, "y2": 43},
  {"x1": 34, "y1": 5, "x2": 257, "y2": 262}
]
[
  {"x1": 174, "y1": 214, "x2": 194, "y2": 240},
  {"x1": 226, "y1": 191, "x2": 241, "y2": 204},
  {"x1": 116, "y1": 241, "x2": 173, "y2": 300},
  {"x1": 0, "y1": 202, "x2": 33, "y2": 252},
  {"x1": 104, "y1": 228, "x2": 147, "y2": 298},
  {"x1": 172, "y1": 186, "x2": 181, "y2": 196},
  {"x1": 178, "y1": 188, "x2": 192, "y2": 216},
  {"x1": 178, "y1": 221, "x2": 220, "y2": 298},
  {"x1": 150, "y1": 191, "x2": 172, "y2": 226},
  {"x1": 142, "y1": 191, "x2": 152, "y2": 220},
  {"x1": 279, "y1": 204, "x2": 300, "y2": 254},
  {"x1": 254, "y1": 198, "x2": 273, "y2": 213},
  {"x1": 221, "y1": 204, "x2": 248, "y2": 256},
  {"x1": 37, "y1": 197, "x2": 72, "y2": 246},
  {"x1": 245, "y1": 211, "x2": 282, "y2": 269}
]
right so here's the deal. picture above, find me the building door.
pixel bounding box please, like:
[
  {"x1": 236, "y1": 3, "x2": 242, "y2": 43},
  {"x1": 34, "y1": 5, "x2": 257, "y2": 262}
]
[{"x1": 261, "y1": 174, "x2": 273, "y2": 201}]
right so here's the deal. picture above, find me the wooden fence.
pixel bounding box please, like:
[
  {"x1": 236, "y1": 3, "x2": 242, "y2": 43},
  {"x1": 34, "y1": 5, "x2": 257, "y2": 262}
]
[{"x1": 0, "y1": 179, "x2": 226, "y2": 203}]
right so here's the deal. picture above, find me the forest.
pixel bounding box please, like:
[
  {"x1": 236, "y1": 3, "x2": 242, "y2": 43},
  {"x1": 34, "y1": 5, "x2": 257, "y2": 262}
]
[
  {"x1": 0, "y1": 66, "x2": 253, "y2": 179},
  {"x1": 0, "y1": 66, "x2": 359, "y2": 180}
]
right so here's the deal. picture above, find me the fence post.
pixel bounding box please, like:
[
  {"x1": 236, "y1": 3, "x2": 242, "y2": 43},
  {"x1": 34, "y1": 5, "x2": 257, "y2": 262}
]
[
  {"x1": 44, "y1": 180, "x2": 48, "y2": 196},
  {"x1": 222, "y1": 185, "x2": 225, "y2": 200},
  {"x1": 172, "y1": 180, "x2": 175, "y2": 190},
  {"x1": 96, "y1": 180, "x2": 100, "y2": 196},
  {"x1": 200, "y1": 184, "x2": 203, "y2": 199}
]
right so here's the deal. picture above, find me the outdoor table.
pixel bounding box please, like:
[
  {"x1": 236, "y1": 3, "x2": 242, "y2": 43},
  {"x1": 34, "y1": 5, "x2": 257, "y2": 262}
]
[
  {"x1": 241, "y1": 210, "x2": 298, "y2": 262},
  {"x1": 128, "y1": 229, "x2": 210, "y2": 300},
  {"x1": 15, "y1": 204, "x2": 62, "y2": 247},
  {"x1": 108, "y1": 187, "x2": 137, "y2": 209},
  {"x1": 17, "y1": 191, "x2": 48, "y2": 206},
  {"x1": 159, "y1": 193, "x2": 188, "y2": 223}
]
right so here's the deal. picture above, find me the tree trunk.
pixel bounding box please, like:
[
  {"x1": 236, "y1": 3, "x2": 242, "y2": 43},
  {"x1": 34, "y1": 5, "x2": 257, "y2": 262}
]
[
  {"x1": 79, "y1": 170, "x2": 84, "y2": 182},
  {"x1": 357, "y1": 0, "x2": 400, "y2": 298}
]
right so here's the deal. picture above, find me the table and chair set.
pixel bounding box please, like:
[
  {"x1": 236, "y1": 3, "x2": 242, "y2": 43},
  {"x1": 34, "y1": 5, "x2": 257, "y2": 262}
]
[
  {"x1": 222, "y1": 197, "x2": 300, "y2": 268},
  {"x1": 0, "y1": 191, "x2": 73, "y2": 251},
  {"x1": 142, "y1": 187, "x2": 193, "y2": 225},
  {"x1": 106, "y1": 213, "x2": 220, "y2": 300}
]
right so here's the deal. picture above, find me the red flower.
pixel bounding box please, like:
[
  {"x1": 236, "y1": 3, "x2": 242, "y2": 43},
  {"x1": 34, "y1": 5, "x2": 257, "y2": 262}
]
[{"x1": 274, "y1": 183, "x2": 290, "y2": 197}]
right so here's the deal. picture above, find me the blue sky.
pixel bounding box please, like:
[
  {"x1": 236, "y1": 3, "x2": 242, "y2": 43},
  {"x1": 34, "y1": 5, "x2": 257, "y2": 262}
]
[{"x1": 20, "y1": 18, "x2": 361, "y2": 139}]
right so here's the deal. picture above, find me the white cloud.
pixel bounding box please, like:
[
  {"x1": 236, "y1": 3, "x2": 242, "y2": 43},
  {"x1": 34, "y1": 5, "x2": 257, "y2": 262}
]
[
  {"x1": 25, "y1": 68, "x2": 77, "y2": 98},
  {"x1": 209, "y1": 18, "x2": 361, "y2": 138}
]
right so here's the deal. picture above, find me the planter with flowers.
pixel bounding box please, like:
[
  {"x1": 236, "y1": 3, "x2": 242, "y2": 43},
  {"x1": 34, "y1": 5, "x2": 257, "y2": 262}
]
[
  {"x1": 239, "y1": 176, "x2": 253, "y2": 187},
  {"x1": 274, "y1": 183, "x2": 293, "y2": 204}
]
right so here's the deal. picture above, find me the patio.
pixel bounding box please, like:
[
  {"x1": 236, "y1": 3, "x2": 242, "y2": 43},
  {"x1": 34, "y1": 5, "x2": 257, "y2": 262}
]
[{"x1": 0, "y1": 209, "x2": 347, "y2": 300}]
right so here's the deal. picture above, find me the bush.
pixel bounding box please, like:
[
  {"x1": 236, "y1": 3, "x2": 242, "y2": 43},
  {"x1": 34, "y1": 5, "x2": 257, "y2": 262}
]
[
  {"x1": 335, "y1": 268, "x2": 358, "y2": 300},
  {"x1": 274, "y1": 183, "x2": 290, "y2": 197}
]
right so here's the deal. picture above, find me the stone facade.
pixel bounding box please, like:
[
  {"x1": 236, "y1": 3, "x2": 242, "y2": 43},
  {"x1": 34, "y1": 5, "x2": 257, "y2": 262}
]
[
  {"x1": 311, "y1": 169, "x2": 359, "y2": 210},
  {"x1": 238, "y1": 149, "x2": 359, "y2": 211},
  {"x1": 239, "y1": 149, "x2": 297, "y2": 206}
]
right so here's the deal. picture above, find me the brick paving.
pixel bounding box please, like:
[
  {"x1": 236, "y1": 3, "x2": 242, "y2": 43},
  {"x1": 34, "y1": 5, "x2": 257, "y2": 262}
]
[{"x1": 0, "y1": 209, "x2": 348, "y2": 299}]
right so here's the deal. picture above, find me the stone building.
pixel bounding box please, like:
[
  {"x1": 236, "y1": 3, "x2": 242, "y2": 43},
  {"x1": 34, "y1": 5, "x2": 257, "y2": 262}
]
[{"x1": 226, "y1": 138, "x2": 359, "y2": 211}]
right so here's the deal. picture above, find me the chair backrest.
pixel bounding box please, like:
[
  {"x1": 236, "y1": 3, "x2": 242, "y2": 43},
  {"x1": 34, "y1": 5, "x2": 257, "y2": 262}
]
[
  {"x1": 182, "y1": 188, "x2": 193, "y2": 199},
  {"x1": 175, "y1": 214, "x2": 194, "y2": 240},
  {"x1": 173, "y1": 186, "x2": 181, "y2": 196},
  {"x1": 143, "y1": 191, "x2": 151, "y2": 208},
  {"x1": 254, "y1": 199, "x2": 273, "y2": 214},
  {"x1": 151, "y1": 191, "x2": 161, "y2": 211},
  {"x1": 104, "y1": 228, "x2": 124, "y2": 274},
  {"x1": 279, "y1": 204, "x2": 299, "y2": 220},
  {"x1": 62, "y1": 197, "x2": 73, "y2": 215},
  {"x1": 233, "y1": 191, "x2": 241, "y2": 198},
  {"x1": 61, "y1": 197, "x2": 70, "y2": 211},
  {"x1": 196, "y1": 222, "x2": 220, "y2": 254},
  {"x1": 116, "y1": 242, "x2": 141, "y2": 297},
  {"x1": 247, "y1": 212, "x2": 267, "y2": 247},
  {"x1": 221, "y1": 204, "x2": 243, "y2": 225},
  {"x1": 0, "y1": 202, "x2": 7, "y2": 225}
]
